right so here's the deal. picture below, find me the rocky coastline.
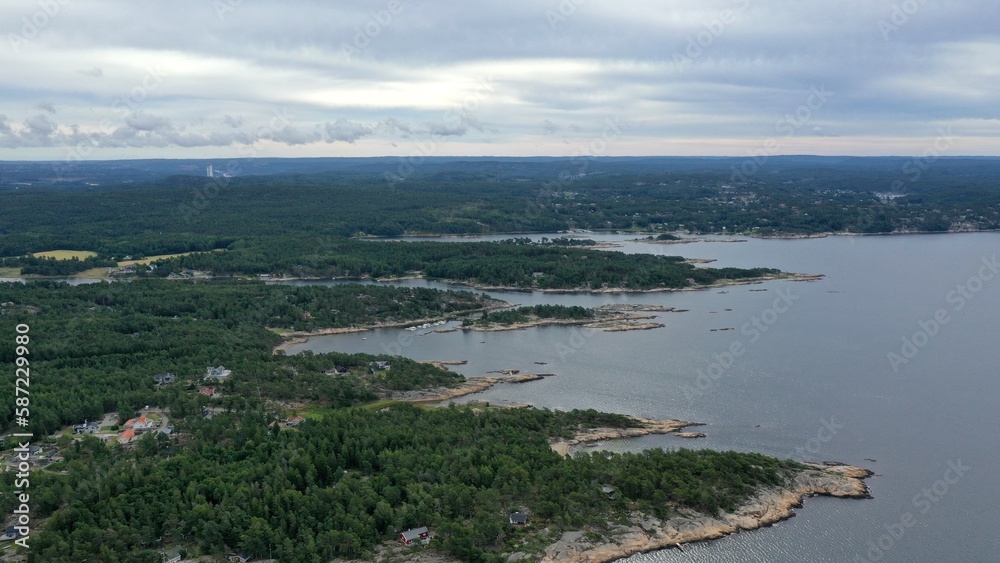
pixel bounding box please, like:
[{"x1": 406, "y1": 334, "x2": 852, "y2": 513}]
[{"x1": 541, "y1": 464, "x2": 873, "y2": 562}]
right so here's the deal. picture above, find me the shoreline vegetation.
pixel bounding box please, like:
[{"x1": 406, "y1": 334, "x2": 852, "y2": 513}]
[
  {"x1": 540, "y1": 464, "x2": 872, "y2": 562},
  {"x1": 262, "y1": 270, "x2": 823, "y2": 293},
  {"x1": 374, "y1": 367, "x2": 874, "y2": 563},
  {"x1": 2, "y1": 163, "x2": 927, "y2": 561}
]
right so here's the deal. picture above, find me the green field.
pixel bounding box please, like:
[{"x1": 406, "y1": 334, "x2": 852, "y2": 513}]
[
  {"x1": 32, "y1": 250, "x2": 98, "y2": 260},
  {"x1": 117, "y1": 248, "x2": 226, "y2": 266}
]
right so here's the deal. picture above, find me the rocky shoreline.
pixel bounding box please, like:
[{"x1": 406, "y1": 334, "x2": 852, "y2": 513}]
[
  {"x1": 549, "y1": 417, "x2": 705, "y2": 457},
  {"x1": 270, "y1": 303, "x2": 508, "y2": 354},
  {"x1": 390, "y1": 372, "x2": 549, "y2": 403},
  {"x1": 443, "y1": 272, "x2": 824, "y2": 294},
  {"x1": 541, "y1": 464, "x2": 873, "y2": 562},
  {"x1": 463, "y1": 313, "x2": 665, "y2": 333}
]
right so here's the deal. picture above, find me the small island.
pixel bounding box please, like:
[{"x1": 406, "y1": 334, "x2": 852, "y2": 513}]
[{"x1": 460, "y1": 304, "x2": 666, "y2": 332}]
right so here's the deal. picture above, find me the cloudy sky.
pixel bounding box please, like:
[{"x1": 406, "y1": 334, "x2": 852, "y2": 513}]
[{"x1": 2, "y1": 0, "x2": 998, "y2": 160}]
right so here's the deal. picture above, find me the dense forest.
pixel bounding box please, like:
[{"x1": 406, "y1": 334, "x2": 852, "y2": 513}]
[
  {"x1": 145, "y1": 237, "x2": 781, "y2": 291},
  {"x1": 2, "y1": 160, "x2": 999, "y2": 258},
  {"x1": 0, "y1": 280, "x2": 490, "y2": 436},
  {"x1": 0, "y1": 158, "x2": 956, "y2": 560},
  {"x1": 463, "y1": 305, "x2": 595, "y2": 327},
  {"x1": 0, "y1": 278, "x2": 808, "y2": 562},
  {"x1": 17, "y1": 405, "x2": 803, "y2": 562}
]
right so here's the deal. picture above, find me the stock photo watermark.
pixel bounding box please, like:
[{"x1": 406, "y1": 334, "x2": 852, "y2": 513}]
[
  {"x1": 889, "y1": 127, "x2": 955, "y2": 193},
  {"x1": 888, "y1": 254, "x2": 998, "y2": 372},
  {"x1": 54, "y1": 65, "x2": 168, "y2": 177},
  {"x1": 878, "y1": 0, "x2": 928, "y2": 41},
  {"x1": 789, "y1": 416, "x2": 845, "y2": 460},
  {"x1": 672, "y1": 0, "x2": 751, "y2": 71},
  {"x1": 521, "y1": 116, "x2": 626, "y2": 224},
  {"x1": 545, "y1": 0, "x2": 589, "y2": 30},
  {"x1": 682, "y1": 286, "x2": 800, "y2": 402},
  {"x1": 855, "y1": 459, "x2": 970, "y2": 562},
  {"x1": 178, "y1": 108, "x2": 294, "y2": 221},
  {"x1": 730, "y1": 85, "x2": 833, "y2": 183},
  {"x1": 340, "y1": 0, "x2": 413, "y2": 61},
  {"x1": 7, "y1": 0, "x2": 72, "y2": 54},
  {"x1": 384, "y1": 75, "x2": 497, "y2": 183}
]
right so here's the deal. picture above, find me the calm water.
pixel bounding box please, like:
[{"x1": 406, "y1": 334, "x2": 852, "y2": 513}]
[{"x1": 288, "y1": 232, "x2": 1000, "y2": 563}]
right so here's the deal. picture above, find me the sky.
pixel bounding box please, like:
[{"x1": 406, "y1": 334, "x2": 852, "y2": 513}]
[{"x1": 1, "y1": 0, "x2": 999, "y2": 160}]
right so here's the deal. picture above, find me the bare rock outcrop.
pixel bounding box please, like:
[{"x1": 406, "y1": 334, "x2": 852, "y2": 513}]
[{"x1": 541, "y1": 465, "x2": 871, "y2": 562}]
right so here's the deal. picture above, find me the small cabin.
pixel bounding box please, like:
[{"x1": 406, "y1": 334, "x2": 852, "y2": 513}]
[{"x1": 400, "y1": 526, "x2": 431, "y2": 546}]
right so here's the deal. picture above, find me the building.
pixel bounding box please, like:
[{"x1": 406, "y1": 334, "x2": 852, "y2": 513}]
[
  {"x1": 369, "y1": 360, "x2": 391, "y2": 373},
  {"x1": 117, "y1": 428, "x2": 136, "y2": 444},
  {"x1": 226, "y1": 552, "x2": 252, "y2": 562},
  {"x1": 73, "y1": 420, "x2": 100, "y2": 434},
  {"x1": 199, "y1": 387, "x2": 217, "y2": 397},
  {"x1": 286, "y1": 415, "x2": 305, "y2": 427},
  {"x1": 206, "y1": 366, "x2": 232, "y2": 381},
  {"x1": 601, "y1": 485, "x2": 617, "y2": 500},
  {"x1": 153, "y1": 372, "x2": 175, "y2": 385},
  {"x1": 124, "y1": 415, "x2": 157, "y2": 433},
  {"x1": 509, "y1": 512, "x2": 528, "y2": 526},
  {"x1": 400, "y1": 527, "x2": 431, "y2": 546},
  {"x1": 0, "y1": 527, "x2": 21, "y2": 541},
  {"x1": 161, "y1": 547, "x2": 182, "y2": 563}
]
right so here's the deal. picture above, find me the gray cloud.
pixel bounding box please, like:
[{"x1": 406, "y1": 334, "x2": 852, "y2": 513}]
[
  {"x1": 1, "y1": 0, "x2": 998, "y2": 157},
  {"x1": 324, "y1": 119, "x2": 372, "y2": 143},
  {"x1": 124, "y1": 112, "x2": 172, "y2": 132}
]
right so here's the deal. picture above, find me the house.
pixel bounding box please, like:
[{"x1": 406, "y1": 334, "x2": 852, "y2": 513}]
[
  {"x1": 158, "y1": 426, "x2": 174, "y2": 436},
  {"x1": 400, "y1": 527, "x2": 431, "y2": 546},
  {"x1": 153, "y1": 372, "x2": 175, "y2": 385},
  {"x1": 125, "y1": 415, "x2": 157, "y2": 433},
  {"x1": 161, "y1": 547, "x2": 182, "y2": 563},
  {"x1": 73, "y1": 420, "x2": 100, "y2": 434},
  {"x1": 117, "y1": 428, "x2": 136, "y2": 444},
  {"x1": 226, "y1": 552, "x2": 252, "y2": 562},
  {"x1": 286, "y1": 415, "x2": 305, "y2": 427},
  {"x1": 601, "y1": 485, "x2": 617, "y2": 500},
  {"x1": 199, "y1": 387, "x2": 217, "y2": 397},
  {"x1": 325, "y1": 364, "x2": 349, "y2": 376},
  {"x1": 0, "y1": 527, "x2": 20, "y2": 541},
  {"x1": 206, "y1": 366, "x2": 232, "y2": 381},
  {"x1": 509, "y1": 512, "x2": 528, "y2": 526},
  {"x1": 369, "y1": 360, "x2": 391, "y2": 373}
]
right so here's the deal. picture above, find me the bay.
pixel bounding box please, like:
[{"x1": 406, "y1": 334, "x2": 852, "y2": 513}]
[{"x1": 285, "y1": 232, "x2": 1000, "y2": 563}]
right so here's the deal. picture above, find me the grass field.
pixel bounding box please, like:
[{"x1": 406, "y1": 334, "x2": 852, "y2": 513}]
[
  {"x1": 32, "y1": 250, "x2": 98, "y2": 260},
  {"x1": 0, "y1": 267, "x2": 22, "y2": 277},
  {"x1": 117, "y1": 248, "x2": 226, "y2": 266},
  {"x1": 74, "y1": 267, "x2": 112, "y2": 279}
]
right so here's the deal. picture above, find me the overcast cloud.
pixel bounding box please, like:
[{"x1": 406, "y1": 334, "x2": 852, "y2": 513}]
[{"x1": 1, "y1": 0, "x2": 998, "y2": 159}]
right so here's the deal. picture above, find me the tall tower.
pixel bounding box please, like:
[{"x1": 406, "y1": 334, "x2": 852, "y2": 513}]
[{"x1": 207, "y1": 164, "x2": 214, "y2": 177}]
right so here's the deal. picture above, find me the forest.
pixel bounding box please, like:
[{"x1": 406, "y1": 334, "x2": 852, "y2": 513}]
[
  {"x1": 144, "y1": 237, "x2": 781, "y2": 291},
  {"x1": 0, "y1": 280, "x2": 491, "y2": 437},
  {"x1": 0, "y1": 277, "x2": 809, "y2": 562},
  {"x1": 2, "y1": 160, "x2": 999, "y2": 259},
  {"x1": 0, "y1": 158, "x2": 943, "y2": 561},
  {"x1": 462, "y1": 305, "x2": 595, "y2": 327},
  {"x1": 17, "y1": 405, "x2": 803, "y2": 562}
]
